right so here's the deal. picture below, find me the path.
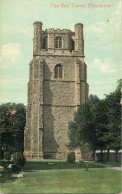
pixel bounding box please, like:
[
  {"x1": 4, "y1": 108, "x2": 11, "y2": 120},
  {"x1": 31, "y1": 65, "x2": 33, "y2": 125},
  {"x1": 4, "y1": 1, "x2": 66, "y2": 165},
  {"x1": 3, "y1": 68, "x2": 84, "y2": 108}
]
[{"x1": 92, "y1": 162, "x2": 122, "y2": 172}]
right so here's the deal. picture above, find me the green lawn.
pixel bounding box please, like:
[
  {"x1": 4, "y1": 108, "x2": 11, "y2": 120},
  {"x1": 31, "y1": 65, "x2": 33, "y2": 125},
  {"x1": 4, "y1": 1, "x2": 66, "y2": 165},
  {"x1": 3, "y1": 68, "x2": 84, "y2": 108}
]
[
  {"x1": 96, "y1": 161, "x2": 121, "y2": 167},
  {"x1": 0, "y1": 161, "x2": 121, "y2": 193}
]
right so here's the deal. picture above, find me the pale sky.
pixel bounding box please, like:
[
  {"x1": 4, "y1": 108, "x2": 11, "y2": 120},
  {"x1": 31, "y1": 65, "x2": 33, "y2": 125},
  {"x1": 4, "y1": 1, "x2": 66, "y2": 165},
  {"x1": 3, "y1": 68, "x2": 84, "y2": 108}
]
[{"x1": 0, "y1": 0, "x2": 121, "y2": 105}]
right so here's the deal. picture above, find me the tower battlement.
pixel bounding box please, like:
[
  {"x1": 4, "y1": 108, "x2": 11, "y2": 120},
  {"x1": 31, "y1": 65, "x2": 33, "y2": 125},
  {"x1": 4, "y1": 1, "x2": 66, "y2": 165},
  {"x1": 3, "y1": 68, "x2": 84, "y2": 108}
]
[
  {"x1": 33, "y1": 21, "x2": 84, "y2": 55},
  {"x1": 45, "y1": 29, "x2": 71, "y2": 33}
]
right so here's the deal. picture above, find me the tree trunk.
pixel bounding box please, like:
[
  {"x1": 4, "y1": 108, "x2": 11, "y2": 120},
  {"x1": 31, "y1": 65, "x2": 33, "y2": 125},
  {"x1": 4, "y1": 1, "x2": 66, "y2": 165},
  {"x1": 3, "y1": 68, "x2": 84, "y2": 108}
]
[
  {"x1": 0, "y1": 131, "x2": 2, "y2": 159},
  {"x1": 115, "y1": 150, "x2": 118, "y2": 162},
  {"x1": 100, "y1": 149, "x2": 103, "y2": 162},
  {"x1": 92, "y1": 150, "x2": 96, "y2": 161},
  {"x1": 107, "y1": 149, "x2": 109, "y2": 161}
]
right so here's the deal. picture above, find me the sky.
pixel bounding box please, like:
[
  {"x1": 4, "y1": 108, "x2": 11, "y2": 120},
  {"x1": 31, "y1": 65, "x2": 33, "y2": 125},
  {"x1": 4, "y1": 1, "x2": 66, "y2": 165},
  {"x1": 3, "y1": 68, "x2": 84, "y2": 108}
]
[{"x1": 0, "y1": 0, "x2": 121, "y2": 105}]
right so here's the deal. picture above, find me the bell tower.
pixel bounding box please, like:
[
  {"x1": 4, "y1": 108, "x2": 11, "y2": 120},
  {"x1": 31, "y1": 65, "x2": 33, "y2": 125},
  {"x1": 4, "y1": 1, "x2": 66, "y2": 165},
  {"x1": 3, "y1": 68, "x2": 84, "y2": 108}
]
[{"x1": 24, "y1": 22, "x2": 89, "y2": 159}]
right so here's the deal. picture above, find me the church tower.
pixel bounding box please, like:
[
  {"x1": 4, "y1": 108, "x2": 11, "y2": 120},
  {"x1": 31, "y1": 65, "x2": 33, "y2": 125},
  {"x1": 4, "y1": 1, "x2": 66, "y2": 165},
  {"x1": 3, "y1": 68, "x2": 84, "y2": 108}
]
[{"x1": 24, "y1": 22, "x2": 89, "y2": 159}]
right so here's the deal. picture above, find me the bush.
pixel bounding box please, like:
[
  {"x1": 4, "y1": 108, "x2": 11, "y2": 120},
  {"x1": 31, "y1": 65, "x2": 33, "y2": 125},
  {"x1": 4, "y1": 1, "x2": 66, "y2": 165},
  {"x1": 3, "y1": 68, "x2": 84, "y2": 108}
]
[
  {"x1": 4, "y1": 152, "x2": 11, "y2": 161},
  {"x1": 12, "y1": 163, "x2": 21, "y2": 172},
  {"x1": 12, "y1": 152, "x2": 18, "y2": 162},
  {"x1": 16, "y1": 154, "x2": 26, "y2": 167},
  {"x1": 11, "y1": 153, "x2": 26, "y2": 172},
  {"x1": 84, "y1": 162, "x2": 89, "y2": 171},
  {"x1": 67, "y1": 152, "x2": 76, "y2": 163},
  {"x1": 78, "y1": 160, "x2": 84, "y2": 167}
]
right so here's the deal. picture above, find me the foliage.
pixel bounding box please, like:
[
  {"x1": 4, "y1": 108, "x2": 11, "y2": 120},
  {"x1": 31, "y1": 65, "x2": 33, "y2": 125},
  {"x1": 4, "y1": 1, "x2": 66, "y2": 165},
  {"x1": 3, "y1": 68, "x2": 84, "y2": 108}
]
[
  {"x1": 11, "y1": 154, "x2": 26, "y2": 172},
  {"x1": 12, "y1": 163, "x2": 21, "y2": 172},
  {"x1": 103, "y1": 79, "x2": 121, "y2": 152},
  {"x1": 4, "y1": 152, "x2": 11, "y2": 161},
  {"x1": 16, "y1": 154, "x2": 26, "y2": 167},
  {"x1": 0, "y1": 103, "x2": 26, "y2": 158},
  {"x1": 67, "y1": 152, "x2": 76, "y2": 163},
  {"x1": 69, "y1": 80, "x2": 121, "y2": 160},
  {"x1": 84, "y1": 162, "x2": 89, "y2": 171},
  {"x1": 69, "y1": 94, "x2": 101, "y2": 158}
]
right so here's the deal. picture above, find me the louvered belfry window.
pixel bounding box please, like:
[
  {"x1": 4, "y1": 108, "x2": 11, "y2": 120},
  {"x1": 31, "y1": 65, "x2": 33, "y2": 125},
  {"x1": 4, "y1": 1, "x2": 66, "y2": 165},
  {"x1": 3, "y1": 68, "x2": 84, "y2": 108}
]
[
  {"x1": 55, "y1": 37, "x2": 62, "y2": 49},
  {"x1": 43, "y1": 37, "x2": 47, "y2": 49}
]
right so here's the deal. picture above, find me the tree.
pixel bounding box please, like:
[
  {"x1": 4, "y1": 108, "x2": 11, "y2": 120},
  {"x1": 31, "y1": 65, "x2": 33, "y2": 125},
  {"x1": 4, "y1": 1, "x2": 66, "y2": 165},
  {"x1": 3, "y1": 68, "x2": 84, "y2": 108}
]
[
  {"x1": 0, "y1": 103, "x2": 26, "y2": 159},
  {"x1": 94, "y1": 99, "x2": 108, "y2": 161},
  {"x1": 102, "y1": 80, "x2": 121, "y2": 160},
  {"x1": 69, "y1": 80, "x2": 121, "y2": 161},
  {"x1": 69, "y1": 95, "x2": 101, "y2": 160}
]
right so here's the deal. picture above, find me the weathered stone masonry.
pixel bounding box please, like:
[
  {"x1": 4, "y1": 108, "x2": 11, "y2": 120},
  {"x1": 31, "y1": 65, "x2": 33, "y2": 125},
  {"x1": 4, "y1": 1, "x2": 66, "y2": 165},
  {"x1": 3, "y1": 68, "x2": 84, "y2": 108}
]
[{"x1": 24, "y1": 21, "x2": 89, "y2": 159}]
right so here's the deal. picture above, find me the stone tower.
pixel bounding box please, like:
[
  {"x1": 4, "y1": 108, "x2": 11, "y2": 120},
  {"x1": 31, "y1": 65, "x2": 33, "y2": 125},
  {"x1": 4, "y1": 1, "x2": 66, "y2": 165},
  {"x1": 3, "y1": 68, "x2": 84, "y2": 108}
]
[{"x1": 24, "y1": 22, "x2": 89, "y2": 159}]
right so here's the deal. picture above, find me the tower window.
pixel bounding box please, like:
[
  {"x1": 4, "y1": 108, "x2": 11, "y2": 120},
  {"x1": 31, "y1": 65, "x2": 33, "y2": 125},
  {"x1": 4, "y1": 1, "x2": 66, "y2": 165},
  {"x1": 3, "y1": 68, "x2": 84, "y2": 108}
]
[
  {"x1": 54, "y1": 37, "x2": 63, "y2": 49},
  {"x1": 55, "y1": 64, "x2": 62, "y2": 78},
  {"x1": 43, "y1": 37, "x2": 47, "y2": 49},
  {"x1": 71, "y1": 39, "x2": 75, "y2": 50}
]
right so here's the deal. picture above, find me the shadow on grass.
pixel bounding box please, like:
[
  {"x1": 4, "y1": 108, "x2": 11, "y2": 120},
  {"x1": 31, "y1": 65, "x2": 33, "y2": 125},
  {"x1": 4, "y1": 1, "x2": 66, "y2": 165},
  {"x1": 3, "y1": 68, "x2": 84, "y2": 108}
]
[
  {"x1": 0, "y1": 160, "x2": 20, "y2": 183},
  {"x1": 0, "y1": 169, "x2": 18, "y2": 183},
  {"x1": 96, "y1": 161, "x2": 121, "y2": 167},
  {"x1": 0, "y1": 160, "x2": 102, "y2": 183},
  {"x1": 23, "y1": 161, "x2": 101, "y2": 171}
]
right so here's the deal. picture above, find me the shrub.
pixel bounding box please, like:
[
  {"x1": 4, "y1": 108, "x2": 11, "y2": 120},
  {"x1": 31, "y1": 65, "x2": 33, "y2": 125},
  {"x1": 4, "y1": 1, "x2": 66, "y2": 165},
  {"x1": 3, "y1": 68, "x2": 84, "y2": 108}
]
[
  {"x1": 78, "y1": 160, "x2": 85, "y2": 167},
  {"x1": 67, "y1": 152, "x2": 76, "y2": 163},
  {"x1": 12, "y1": 153, "x2": 26, "y2": 172},
  {"x1": 12, "y1": 163, "x2": 21, "y2": 172},
  {"x1": 16, "y1": 154, "x2": 26, "y2": 167},
  {"x1": 84, "y1": 162, "x2": 89, "y2": 171},
  {"x1": 12, "y1": 152, "x2": 18, "y2": 162}
]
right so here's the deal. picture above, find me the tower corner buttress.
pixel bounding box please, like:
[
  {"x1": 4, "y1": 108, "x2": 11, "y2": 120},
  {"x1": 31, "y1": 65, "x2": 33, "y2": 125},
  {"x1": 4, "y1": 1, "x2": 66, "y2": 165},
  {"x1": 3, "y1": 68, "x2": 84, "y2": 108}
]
[{"x1": 33, "y1": 21, "x2": 43, "y2": 55}]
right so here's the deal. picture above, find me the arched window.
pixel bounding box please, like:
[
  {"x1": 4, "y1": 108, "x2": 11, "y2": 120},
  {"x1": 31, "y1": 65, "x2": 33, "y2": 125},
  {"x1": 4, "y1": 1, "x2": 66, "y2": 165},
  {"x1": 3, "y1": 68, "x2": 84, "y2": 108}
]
[
  {"x1": 43, "y1": 37, "x2": 47, "y2": 49},
  {"x1": 55, "y1": 64, "x2": 62, "y2": 78},
  {"x1": 54, "y1": 37, "x2": 63, "y2": 49},
  {"x1": 71, "y1": 39, "x2": 75, "y2": 50}
]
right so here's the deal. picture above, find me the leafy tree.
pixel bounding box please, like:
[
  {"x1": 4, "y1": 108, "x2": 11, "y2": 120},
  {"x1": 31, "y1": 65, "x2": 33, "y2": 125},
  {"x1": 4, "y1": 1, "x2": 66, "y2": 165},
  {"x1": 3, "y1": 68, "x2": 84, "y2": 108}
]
[
  {"x1": 0, "y1": 103, "x2": 26, "y2": 159},
  {"x1": 69, "y1": 95, "x2": 101, "y2": 160},
  {"x1": 69, "y1": 80, "x2": 121, "y2": 161},
  {"x1": 94, "y1": 99, "x2": 108, "y2": 161},
  {"x1": 102, "y1": 80, "x2": 121, "y2": 160}
]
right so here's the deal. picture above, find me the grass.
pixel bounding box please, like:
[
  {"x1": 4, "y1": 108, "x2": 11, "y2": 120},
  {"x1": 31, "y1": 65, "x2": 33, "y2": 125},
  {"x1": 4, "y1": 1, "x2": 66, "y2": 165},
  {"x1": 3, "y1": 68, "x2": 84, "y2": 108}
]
[
  {"x1": 23, "y1": 160, "x2": 98, "y2": 171},
  {"x1": 0, "y1": 160, "x2": 121, "y2": 193},
  {"x1": 96, "y1": 161, "x2": 121, "y2": 167}
]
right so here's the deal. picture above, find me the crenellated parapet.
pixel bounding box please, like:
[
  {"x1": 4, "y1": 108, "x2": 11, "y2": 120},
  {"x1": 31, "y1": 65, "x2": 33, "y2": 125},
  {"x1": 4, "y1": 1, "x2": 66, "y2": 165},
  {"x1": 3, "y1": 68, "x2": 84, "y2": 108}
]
[
  {"x1": 45, "y1": 29, "x2": 72, "y2": 34},
  {"x1": 33, "y1": 22, "x2": 84, "y2": 55}
]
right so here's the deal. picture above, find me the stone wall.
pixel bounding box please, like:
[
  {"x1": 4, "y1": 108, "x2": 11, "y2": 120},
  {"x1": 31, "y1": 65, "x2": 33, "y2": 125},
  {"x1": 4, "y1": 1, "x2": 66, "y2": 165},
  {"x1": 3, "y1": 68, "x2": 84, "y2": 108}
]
[
  {"x1": 43, "y1": 56, "x2": 76, "y2": 81},
  {"x1": 44, "y1": 81, "x2": 75, "y2": 106},
  {"x1": 43, "y1": 106, "x2": 75, "y2": 159}
]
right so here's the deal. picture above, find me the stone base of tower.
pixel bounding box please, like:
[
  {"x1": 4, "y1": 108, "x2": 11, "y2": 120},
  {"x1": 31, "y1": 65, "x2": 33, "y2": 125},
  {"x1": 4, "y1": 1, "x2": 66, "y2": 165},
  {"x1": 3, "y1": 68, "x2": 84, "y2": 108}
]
[
  {"x1": 74, "y1": 148, "x2": 82, "y2": 160},
  {"x1": 43, "y1": 149, "x2": 81, "y2": 160},
  {"x1": 24, "y1": 149, "x2": 81, "y2": 160},
  {"x1": 43, "y1": 152, "x2": 68, "y2": 159},
  {"x1": 24, "y1": 151, "x2": 43, "y2": 159}
]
